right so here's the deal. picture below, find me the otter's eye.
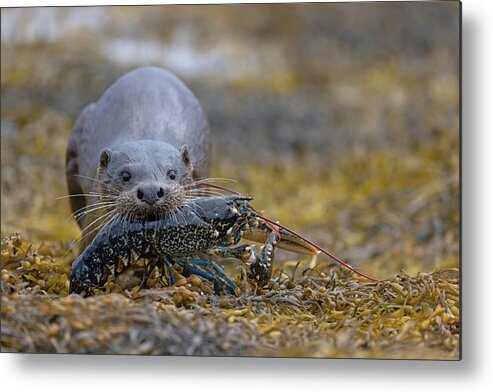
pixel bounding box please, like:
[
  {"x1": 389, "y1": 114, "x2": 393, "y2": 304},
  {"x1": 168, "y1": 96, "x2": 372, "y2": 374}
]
[
  {"x1": 121, "y1": 171, "x2": 131, "y2": 182},
  {"x1": 168, "y1": 169, "x2": 177, "y2": 180}
]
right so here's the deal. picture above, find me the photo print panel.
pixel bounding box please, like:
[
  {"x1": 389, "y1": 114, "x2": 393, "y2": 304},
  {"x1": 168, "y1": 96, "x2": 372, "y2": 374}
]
[{"x1": 1, "y1": 1, "x2": 460, "y2": 359}]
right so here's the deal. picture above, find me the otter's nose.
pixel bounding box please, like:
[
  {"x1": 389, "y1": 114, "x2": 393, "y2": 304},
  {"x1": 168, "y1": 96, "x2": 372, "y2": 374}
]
[{"x1": 136, "y1": 185, "x2": 165, "y2": 205}]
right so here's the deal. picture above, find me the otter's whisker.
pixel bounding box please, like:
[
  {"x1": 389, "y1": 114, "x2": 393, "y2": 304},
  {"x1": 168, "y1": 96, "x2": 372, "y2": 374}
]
[
  {"x1": 187, "y1": 182, "x2": 235, "y2": 191},
  {"x1": 183, "y1": 197, "x2": 206, "y2": 214},
  {"x1": 72, "y1": 174, "x2": 122, "y2": 197},
  {"x1": 79, "y1": 208, "x2": 117, "y2": 239},
  {"x1": 173, "y1": 206, "x2": 187, "y2": 226},
  {"x1": 186, "y1": 187, "x2": 228, "y2": 195},
  {"x1": 73, "y1": 212, "x2": 118, "y2": 250},
  {"x1": 181, "y1": 202, "x2": 203, "y2": 222},
  {"x1": 167, "y1": 206, "x2": 178, "y2": 226},
  {"x1": 192, "y1": 177, "x2": 238, "y2": 185},
  {"x1": 186, "y1": 192, "x2": 225, "y2": 199},
  {"x1": 72, "y1": 207, "x2": 116, "y2": 225},
  {"x1": 186, "y1": 186, "x2": 226, "y2": 193},
  {"x1": 56, "y1": 193, "x2": 117, "y2": 201},
  {"x1": 72, "y1": 174, "x2": 114, "y2": 189},
  {"x1": 68, "y1": 209, "x2": 117, "y2": 251},
  {"x1": 69, "y1": 202, "x2": 117, "y2": 222}
]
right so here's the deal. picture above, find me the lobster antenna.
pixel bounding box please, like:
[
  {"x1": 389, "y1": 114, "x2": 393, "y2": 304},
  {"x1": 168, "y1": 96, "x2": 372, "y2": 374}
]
[{"x1": 256, "y1": 213, "x2": 382, "y2": 282}]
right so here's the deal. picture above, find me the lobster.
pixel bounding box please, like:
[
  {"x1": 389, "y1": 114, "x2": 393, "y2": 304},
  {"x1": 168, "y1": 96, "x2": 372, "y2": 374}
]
[{"x1": 70, "y1": 194, "x2": 380, "y2": 296}]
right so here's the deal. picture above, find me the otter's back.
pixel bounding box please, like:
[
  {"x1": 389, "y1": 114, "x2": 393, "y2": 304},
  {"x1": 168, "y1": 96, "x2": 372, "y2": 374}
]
[{"x1": 71, "y1": 66, "x2": 211, "y2": 182}]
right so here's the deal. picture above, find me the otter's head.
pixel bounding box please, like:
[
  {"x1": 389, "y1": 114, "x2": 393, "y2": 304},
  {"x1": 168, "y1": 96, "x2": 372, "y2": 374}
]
[{"x1": 97, "y1": 141, "x2": 193, "y2": 220}]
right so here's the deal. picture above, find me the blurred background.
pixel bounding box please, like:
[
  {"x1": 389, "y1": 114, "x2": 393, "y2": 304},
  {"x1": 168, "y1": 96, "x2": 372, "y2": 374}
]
[{"x1": 1, "y1": 2, "x2": 460, "y2": 278}]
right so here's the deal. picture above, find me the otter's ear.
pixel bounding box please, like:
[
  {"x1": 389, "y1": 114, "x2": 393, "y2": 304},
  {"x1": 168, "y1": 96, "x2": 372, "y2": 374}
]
[
  {"x1": 180, "y1": 144, "x2": 192, "y2": 168},
  {"x1": 99, "y1": 149, "x2": 112, "y2": 170}
]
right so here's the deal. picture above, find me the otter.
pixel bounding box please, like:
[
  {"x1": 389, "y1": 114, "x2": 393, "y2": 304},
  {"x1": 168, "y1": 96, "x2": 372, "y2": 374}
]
[{"x1": 66, "y1": 66, "x2": 211, "y2": 249}]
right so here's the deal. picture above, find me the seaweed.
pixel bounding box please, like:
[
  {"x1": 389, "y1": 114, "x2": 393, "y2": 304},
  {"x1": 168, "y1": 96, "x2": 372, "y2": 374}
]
[{"x1": 1, "y1": 234, "x2": 459, "y2": 358}]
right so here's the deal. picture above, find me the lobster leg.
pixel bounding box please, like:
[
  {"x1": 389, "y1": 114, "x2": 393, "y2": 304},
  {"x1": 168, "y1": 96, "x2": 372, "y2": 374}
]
[
  {"x1": 174, "y1": 258, "x2": 240, "y2": 296},
  {"x1": 160, "y1": 257, "x2": 176, "y2": 286},
  {"x1": 141, "y1": 256, "x2": 176, "y2": 288},
  {"x1": 247, "y1": 230, "x2": 280, "y2": 288},
  {"x1": 208, "y1": 244, "x2": 256, "y2": 263},
  {"x1": 140, "y1": 257, "x2": 156, "y2": 290},
  {"x1": 209, "y1": 232, "x2": 280, "y2": 289}
]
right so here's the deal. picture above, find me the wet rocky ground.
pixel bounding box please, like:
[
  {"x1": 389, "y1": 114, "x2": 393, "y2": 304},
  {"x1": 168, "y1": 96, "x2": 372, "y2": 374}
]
[{"x1": 1, "y1": 3, "x2": 459, "y2": 358}]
